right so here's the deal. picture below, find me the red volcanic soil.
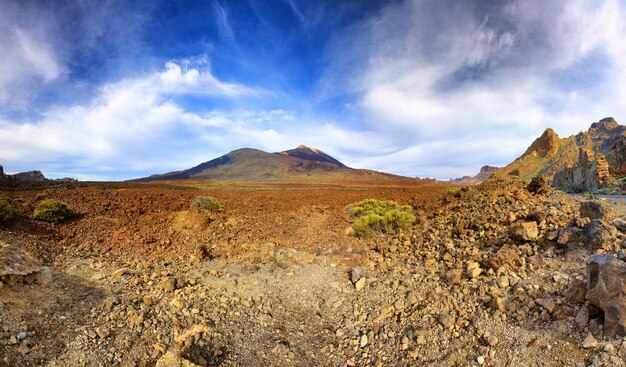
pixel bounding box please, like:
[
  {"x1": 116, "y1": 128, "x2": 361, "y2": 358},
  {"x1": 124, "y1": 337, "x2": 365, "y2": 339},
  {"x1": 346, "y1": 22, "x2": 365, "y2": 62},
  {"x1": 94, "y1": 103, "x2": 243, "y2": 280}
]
[{"x1": 4, "y1": 181, "x2": 449, "y2": 263}]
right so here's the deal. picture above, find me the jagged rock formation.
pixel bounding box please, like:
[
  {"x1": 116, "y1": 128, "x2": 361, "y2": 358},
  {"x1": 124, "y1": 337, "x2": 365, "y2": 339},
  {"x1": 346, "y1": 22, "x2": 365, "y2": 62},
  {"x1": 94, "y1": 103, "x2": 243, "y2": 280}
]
[
  {"x1": 0, "y1": 164, "x2": 62, "y2": 187},
  {"x1": 552, "y1": 148, "x2": 610, "y2": 192},
  {"x1": 498, "y1": 117, "x2": 626, "y2": 192}
]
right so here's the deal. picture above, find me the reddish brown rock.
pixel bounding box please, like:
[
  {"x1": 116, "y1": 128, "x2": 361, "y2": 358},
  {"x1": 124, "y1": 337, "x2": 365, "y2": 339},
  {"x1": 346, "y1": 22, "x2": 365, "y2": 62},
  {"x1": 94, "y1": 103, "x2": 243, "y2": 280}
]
[
  {"x1": 582, "y1": 220, "x2": 618, "y2": 250},
  {"x1": 564, "y1": 279, "x2": 587, "y2": 304},
  {"x1": 489, "y1": 244, "x2": 520, "y2": 270}
]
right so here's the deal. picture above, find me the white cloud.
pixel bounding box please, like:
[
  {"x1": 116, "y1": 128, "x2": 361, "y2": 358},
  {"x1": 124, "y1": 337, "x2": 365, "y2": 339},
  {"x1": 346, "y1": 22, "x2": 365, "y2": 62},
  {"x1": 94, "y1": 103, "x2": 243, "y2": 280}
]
[
  {"x1": 319, "y1": 0, "x2": 626, "y2": 178},
  {"x1": 0, "y1": 59, "x2": 265, "y2": 178}
]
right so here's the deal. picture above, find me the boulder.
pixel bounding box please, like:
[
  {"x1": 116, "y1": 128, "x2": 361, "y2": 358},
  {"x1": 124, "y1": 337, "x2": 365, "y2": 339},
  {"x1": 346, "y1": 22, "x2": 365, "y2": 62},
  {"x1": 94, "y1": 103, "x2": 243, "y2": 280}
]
[
  {"x1": 580, "y1": 201, "x2": 608, "y2": 220},
  {"x1": 582, "y1": 220, "x2": 618, "y2": 250},
  {"x1": 0, "y1": 245, "x2": 43, "y2": 277},
  {"x1": 509, "y1": 221, "x2": 539, "y2": 242},
  {"x1": 586, "y1": 254, "x2": 626, "y2": 337}
]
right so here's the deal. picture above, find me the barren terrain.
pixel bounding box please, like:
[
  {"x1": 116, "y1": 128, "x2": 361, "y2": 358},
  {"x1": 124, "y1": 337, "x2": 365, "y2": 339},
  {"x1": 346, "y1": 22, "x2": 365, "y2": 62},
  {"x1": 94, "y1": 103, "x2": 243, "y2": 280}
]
[{"x1": 1, "y1": 179, "x2": 625, "y2": 366}]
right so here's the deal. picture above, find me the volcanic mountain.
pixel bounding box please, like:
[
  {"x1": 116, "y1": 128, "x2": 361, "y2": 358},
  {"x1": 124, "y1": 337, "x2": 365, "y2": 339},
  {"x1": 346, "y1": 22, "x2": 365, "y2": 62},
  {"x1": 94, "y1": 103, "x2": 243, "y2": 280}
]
[{"x1": 132, "y1": 145, "x2": 414, "y2": 183}]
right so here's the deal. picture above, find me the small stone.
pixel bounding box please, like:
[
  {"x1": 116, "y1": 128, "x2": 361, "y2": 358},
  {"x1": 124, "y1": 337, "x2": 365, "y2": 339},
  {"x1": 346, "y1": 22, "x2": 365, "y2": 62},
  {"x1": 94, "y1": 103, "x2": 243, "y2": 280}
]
[
  {"x1": 16, "y1": 332, "x2": 27, "y2": 341},
  {"x1": 604, "y1": 343, "x2": 616, "y2": 354},
  {"x1": 537, "y1": 298, "x2": 556, "y2": 313},
  {"x1": 359, "y1": 334, "x2": 368, "y2": 348},
  {"x1": 446, "y1": 269, "x2": 463, "y2": 284},
  {"x1": 87, "y1": 329, "x2": 97, "y2": 339},
  {"x1": 582, "y1": 333, "x2": 598, "y2": 349},
  {"x1": 154, "y1": 343, "x2": 166, "y2": 353},
  {"x1": 95, "y1": 326, "x2": 110, "y2": 339},
  {"x1": 112, "y1": 268, "x2": 127, "y2": 277},
  {"x1": 467, "y1": 266, "x2": 482, "y2": 279},
  {"x1": 346, "y1": 358, "x2": 356, "y2": 366},
  {"x1": 355, "y1": 277, "x2": 365, "y2": 292},
  {"x1": 477, "y1": 355, "x2": 486, "y2": 365}
]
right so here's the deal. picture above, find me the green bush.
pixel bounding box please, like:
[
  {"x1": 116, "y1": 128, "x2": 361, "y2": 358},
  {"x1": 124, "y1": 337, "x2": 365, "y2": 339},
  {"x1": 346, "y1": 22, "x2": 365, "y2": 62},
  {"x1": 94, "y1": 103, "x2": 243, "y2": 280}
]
[
  {"x1": 33, "y1": 199, "x2": 74, "y2": 223},
  {"x1": 0, "y1": 196, "x2": 18, "y2": 223},
  {"x1": 348, "y1": 199, "x2": 415, "y2": 237},
  {"x1": 192, "y1": 196, "x2": 224, "y2": 211}
]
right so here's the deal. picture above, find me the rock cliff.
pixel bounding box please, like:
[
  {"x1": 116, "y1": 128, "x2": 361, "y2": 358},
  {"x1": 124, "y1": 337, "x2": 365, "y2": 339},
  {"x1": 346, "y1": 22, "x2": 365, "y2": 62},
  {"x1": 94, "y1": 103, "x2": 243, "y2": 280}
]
[{"x1": 552, "y1": 148, "x2": 610, "y2": 192}]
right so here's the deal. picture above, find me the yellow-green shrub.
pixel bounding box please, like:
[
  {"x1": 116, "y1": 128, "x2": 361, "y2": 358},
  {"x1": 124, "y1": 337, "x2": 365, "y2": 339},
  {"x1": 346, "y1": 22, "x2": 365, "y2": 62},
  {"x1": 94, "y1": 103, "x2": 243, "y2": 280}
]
[
  {"x1": 0, "y1": 196, "x2": 18, "y2": 223},
  {"x1": 34, "y1": 199, "x2": 74, "y2": 223},
  {"x1": 192, "y1": 196, "x2": 224, "y2": 211},
  {"x1": 348, "y1": 199, "x2": 415, "y2": 237}
]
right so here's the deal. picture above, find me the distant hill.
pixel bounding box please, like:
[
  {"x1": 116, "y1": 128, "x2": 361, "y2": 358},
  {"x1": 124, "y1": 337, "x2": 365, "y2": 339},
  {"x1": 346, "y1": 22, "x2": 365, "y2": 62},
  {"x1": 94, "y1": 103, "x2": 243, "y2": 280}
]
[
  {"x1": 131, "y1": 146, "x2": 418, "y2": 184},
  {"x1": 496, "y1": 117, "x2": 626, "y2": 192},
  {"x1": 452, "y1": 166, "x2": 499, "y2": 185}
]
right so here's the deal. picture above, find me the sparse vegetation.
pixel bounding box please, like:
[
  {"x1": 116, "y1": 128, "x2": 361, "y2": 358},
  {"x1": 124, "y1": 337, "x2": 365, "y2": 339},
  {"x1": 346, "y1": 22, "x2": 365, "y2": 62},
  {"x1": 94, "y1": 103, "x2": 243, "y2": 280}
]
[
  {"x1": 192, "y1": 196, "x2": 224, "y2": 211},
  {"x1": 347, "y1": 199, "x2": 415, "y2": 237},
  {"x1": 33, "y1": 199, "x2": 75, "y2": 223},
  {"x1": 0, "y1": 196, "x2": 19, "y2": 223},
  {"x1": 598, "y1": 188, "x2": 620, "y2": 195}
]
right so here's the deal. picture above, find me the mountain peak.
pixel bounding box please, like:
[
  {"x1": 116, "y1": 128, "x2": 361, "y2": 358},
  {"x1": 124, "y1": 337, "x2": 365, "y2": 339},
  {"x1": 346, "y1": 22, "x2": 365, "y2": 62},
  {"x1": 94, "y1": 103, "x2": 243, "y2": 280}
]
[
  {"x1": 277, "y1": 146, "x2": 346, "y2": 167},
  {"x1": 521, "y1": 127, "x2": 560, "y2": 158}
]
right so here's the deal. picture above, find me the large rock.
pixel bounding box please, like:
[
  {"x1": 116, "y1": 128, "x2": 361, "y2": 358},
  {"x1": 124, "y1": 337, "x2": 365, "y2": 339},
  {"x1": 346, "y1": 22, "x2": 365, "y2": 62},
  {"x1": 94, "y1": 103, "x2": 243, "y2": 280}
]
[
  {"x1": 509, "y1": 221, "x2": 539, "y2": 242},
  {"x1": 580, "y1": 201, "x2": 608, "y2": 220},
  {"x1": 0, "y1": 244, "x2": 43, "y2": 277},
  {"x1": 586, "y1": 254, "x2": 626, "y2": 337},
  {"x1": 582, "y1": 219, "x2": 618, "y2": 250}
]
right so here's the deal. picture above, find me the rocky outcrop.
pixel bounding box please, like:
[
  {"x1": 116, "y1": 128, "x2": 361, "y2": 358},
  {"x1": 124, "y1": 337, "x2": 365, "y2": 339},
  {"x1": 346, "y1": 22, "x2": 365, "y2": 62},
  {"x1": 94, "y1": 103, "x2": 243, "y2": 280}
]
[
  {"x1": 586, "y1": 254, "x2": 626, "y2": 337},
  {"x1": 452, "y1": 166, "x2": 499, "y2": 185},
  {"x1": 552, "y1": 148, "x2": 610, "y2": 192}
]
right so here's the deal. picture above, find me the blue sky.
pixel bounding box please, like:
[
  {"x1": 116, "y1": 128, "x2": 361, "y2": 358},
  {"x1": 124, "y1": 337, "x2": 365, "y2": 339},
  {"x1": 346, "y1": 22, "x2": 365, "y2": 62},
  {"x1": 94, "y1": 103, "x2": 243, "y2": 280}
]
[{"x1": 1, "y1": 0, "x2": 626, "y2": 180}]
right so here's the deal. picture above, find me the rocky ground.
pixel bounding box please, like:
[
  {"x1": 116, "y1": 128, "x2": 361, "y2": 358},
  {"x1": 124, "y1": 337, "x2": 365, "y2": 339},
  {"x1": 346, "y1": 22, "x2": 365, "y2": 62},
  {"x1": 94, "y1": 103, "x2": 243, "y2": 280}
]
[{"x1": 1, "y1": 179, "x2": 626, "y2": 366}]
